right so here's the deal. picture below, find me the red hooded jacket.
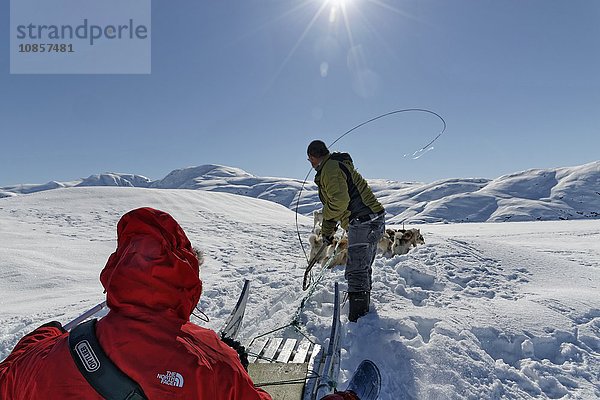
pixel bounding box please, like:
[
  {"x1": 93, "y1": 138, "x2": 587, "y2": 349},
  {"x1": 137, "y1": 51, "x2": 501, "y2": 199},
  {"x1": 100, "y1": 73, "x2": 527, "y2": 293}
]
[{"x1": 0, "y1": 207, "x2": 272, "y2": 400}]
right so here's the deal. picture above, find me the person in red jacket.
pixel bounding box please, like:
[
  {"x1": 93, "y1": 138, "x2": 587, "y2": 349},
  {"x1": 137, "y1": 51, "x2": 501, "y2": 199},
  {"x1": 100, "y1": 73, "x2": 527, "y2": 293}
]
[
  {"x1": 0, "y1": 207, "x2": 365, "y2": 400},
  {"x1": 0, "y1": 207, "x2": 272, "y2": 399}
]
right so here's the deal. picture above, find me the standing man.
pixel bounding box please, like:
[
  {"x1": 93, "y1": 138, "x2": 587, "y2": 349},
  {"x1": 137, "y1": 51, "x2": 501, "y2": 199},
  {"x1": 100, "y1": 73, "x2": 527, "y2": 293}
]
[{"x1": 307, "y1": 140, "x2": 385, "y2": 322}]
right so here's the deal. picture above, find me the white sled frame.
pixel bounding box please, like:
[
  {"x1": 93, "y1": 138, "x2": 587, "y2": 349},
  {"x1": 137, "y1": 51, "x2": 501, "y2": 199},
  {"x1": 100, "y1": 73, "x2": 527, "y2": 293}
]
[{"x1": 247, "y1": 283, "x2": 342, "y2": 400}]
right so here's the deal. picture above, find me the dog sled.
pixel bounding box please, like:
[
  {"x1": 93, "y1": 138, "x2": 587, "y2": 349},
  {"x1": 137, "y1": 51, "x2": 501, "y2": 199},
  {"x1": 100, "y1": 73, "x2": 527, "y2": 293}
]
[{"x1": 246, "y1": 283, "x2": 342, "y2": 400}]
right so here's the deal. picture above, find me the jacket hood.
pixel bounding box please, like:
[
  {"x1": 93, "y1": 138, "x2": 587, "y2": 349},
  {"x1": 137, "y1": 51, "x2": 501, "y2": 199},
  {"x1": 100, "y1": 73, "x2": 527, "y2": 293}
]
[
  {"x1": 315, "y1": 152, "x2": 353, "y2": 173},
  {"x1": 100, "y1": 207, "x2": 202, "y2": 324}
]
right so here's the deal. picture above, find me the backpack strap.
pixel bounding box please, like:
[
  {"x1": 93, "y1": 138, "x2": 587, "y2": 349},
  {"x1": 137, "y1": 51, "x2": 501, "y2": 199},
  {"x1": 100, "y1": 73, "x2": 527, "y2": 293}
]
[{"x1": 68, "y1": 319, "x2": 148, "y2": 400}]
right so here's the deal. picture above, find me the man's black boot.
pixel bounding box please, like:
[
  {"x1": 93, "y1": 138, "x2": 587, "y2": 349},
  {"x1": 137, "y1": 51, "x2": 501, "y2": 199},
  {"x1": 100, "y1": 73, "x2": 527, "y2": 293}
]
[{"x1": 348, "y1": 291, "x2": 370, "y2": 322}]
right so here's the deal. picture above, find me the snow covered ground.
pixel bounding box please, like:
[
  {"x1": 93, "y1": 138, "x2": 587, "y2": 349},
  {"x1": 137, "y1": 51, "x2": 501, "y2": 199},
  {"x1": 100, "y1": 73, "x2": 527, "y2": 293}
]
[{"x1": 0, "y1": 187, "x2": 598, "y2": 399}]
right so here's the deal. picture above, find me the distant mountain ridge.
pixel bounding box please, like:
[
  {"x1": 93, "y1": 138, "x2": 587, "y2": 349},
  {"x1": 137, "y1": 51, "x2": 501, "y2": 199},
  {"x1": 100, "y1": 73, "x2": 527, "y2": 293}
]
[{"x1": 2, "y1": 161, "x2": 599, "y2": 223}]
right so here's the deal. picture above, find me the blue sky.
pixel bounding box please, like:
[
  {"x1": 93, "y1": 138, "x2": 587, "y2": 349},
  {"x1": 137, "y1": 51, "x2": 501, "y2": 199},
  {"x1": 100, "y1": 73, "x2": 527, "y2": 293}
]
[{"x1": 1, "y1": 0, "x2": 599, "y2": 186}]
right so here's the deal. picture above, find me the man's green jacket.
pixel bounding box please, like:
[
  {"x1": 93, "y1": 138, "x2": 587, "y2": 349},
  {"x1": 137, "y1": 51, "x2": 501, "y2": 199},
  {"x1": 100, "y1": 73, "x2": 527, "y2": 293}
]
[{"x1": 314, "y1": 152, "x2": 384, "y2": 237}]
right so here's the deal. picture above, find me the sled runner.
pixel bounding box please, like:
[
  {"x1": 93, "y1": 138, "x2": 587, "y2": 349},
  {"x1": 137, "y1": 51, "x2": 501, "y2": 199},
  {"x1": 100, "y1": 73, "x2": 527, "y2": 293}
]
[
  {"x1": 247, "y1": 283, "x2": 342, "y2": 400},
  {"x1": 219, "y1": 279, "x2": 251, "y2": 340},
  {"x1": 64, "y1": 300, "x2": 107, "y2": 331}
]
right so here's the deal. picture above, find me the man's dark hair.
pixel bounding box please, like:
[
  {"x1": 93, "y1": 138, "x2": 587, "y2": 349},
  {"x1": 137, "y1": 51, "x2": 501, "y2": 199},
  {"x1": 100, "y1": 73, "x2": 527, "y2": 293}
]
[{"x1": 307, "y1": 140, "x2": 330, "y2": 157}]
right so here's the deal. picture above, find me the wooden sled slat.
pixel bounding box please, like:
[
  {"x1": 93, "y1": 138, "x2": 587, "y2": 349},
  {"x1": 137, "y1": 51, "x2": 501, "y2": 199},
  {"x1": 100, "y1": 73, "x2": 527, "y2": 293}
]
[
  {"x1": 307, "y1": 343, "x2": 321, "y2": 375},
  {"x1": 247, "y1": 337, "x2": 269, "y2": 364},
  {"x1": 276, "y1": 338, "x2": 298, "y2": 363},
  {"x1": 291, "y1": 339, "x2": 312, "y2": 364},
  {"x1": 260, "y1": 337, "x2": 284, "y2": 363}
]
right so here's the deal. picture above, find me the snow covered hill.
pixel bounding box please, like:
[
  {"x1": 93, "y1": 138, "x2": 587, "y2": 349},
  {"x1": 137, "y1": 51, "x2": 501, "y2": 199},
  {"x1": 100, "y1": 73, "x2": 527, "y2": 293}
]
[
  {"x1": 0, "y1": 187, "x2": 598, "y2": 399},
  {"x1": 1, "y1": 161, "x2": 599, "y2": 223}
]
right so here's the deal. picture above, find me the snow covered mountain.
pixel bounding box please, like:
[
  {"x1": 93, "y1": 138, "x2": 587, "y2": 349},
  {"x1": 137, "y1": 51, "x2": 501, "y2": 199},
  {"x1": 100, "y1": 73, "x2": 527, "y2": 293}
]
[
  {"x1": 0, "y1": 187, "x2": 598, "y2": 399},
  {"x1": 1, "y1": 161, "x2": 599, "y2": 223},
  {"x1": 77, "y1": 173, "x2": 153, "y2": 188}
]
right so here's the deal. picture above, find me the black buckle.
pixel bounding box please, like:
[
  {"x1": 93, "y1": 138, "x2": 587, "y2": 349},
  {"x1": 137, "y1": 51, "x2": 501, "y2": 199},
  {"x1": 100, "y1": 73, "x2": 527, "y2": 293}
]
[{"x1": 355, "y1": 210, "x2": 383, "y2": 223}]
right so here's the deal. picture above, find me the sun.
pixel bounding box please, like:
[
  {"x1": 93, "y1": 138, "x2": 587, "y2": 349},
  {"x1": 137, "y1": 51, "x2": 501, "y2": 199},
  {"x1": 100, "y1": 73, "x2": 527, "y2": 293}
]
[
  {"x1": 328, "y1": 0, "x2": 352, "y2": 5},
  {"x1": 326, "y1": 0, "x2": 355, "y2": 13},
  {"x1": 265, "y1": 0, "x2": 413, "y2": 88},
  {"x1": 326, "y1": 0, "x2": 354, "y2": 28}
]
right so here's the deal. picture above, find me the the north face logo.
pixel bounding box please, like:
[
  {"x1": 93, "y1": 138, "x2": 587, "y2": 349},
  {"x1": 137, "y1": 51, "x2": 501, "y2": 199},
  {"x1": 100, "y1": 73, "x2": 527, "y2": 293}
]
[{"x1": 157, "y1": 371, "x2": 184, "y2": 388}]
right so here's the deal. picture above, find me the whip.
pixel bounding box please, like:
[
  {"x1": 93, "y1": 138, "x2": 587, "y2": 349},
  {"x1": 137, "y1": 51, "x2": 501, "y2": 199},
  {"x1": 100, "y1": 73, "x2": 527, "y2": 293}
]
[{"x1": 294, "y1": 108, "x2": 447, "y2": 263}]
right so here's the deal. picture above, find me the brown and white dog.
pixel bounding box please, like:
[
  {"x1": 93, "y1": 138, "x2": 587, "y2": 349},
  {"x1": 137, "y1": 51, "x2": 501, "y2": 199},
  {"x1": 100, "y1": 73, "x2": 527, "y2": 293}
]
[
  {"x1": 309, "y1": 226, "x2": 424, "y2": 263},
  {"x1": 326, "y1": 237, "x2": 348, "y2": 267},
  {"x1": 308, "y1": 233, "x2": 348, "y2": 267},
  {"x1": 308, "y1": 233, "x2": 328, "y2": 265},
  {"x1": 377, "y1": 228, "x2": 397, "y2": 257},
  {"x1": 392, "y1": 228, "x2": 425, "y2": 256},
  {"x1": 313, "y1": 209, "x2": 324, "y2": 233}
]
